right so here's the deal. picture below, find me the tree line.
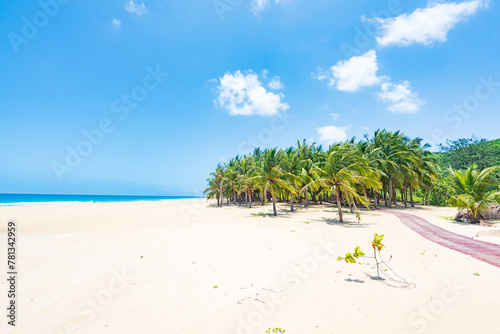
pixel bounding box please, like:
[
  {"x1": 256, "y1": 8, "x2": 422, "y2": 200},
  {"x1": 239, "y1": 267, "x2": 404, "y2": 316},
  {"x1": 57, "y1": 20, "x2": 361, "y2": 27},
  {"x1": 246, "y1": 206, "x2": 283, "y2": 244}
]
[{"x1": 205, "y1": 130, "x2": 500, "y2": 223}]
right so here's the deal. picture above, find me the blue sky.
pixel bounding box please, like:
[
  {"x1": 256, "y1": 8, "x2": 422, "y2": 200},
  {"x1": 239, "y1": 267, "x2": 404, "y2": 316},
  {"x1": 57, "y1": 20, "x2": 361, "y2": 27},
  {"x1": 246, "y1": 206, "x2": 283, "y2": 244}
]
[{"x1": 0, "y1": 0, "x2": 499, "y2": 196}]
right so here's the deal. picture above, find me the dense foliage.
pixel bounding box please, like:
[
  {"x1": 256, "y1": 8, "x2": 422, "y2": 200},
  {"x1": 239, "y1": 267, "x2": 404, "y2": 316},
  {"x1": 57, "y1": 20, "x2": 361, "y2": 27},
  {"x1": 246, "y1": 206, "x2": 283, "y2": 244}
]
[
  {"x1": 438, "y1": 136, "x2": 500, "y2": 170},
  {"x1": 206, "y1": 131, "x2": 500, "y2": 221},
  {"x1": 205, "y1": 130, "x2": 441, "y2": 221},
  {"x1": 449, "y1": 165, "x2": 500, "y2": 223}
]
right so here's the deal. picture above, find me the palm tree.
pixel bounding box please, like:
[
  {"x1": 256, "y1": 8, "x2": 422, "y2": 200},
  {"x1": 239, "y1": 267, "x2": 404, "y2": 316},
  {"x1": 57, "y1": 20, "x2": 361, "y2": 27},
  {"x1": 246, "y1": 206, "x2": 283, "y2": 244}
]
[
  {"x1": 281, "y1": 147, "x2": 304, "y2": 212},
  {"x1": 204, "y1": 175, "x2": 220, "y2": 206},
  {"x1": 215, "y1": 165, "x2": 225, "y2": 207},
  {"x1": 307, "y1": 142, "x2": 379, "y2": 222},
  {"x1": 251, "y1": 148, "x2": 293, "y2": 216},
  {"x1": 237, "y1": 156, "x2": 254, "y2": 207},
  {"x1": 224, "y1": 159, "x2": 240, "y2": 204},
  {"x1": 296, "y1": 139, "x2": 316, "y2": 206},
  {"x1": 369, "y1": 130, "x2": 416, "y2": 207},
  {"x1": 204, "y1": 165, "x2": 225, "y2": 207},
  {"x1": 449, "y1": 164, "x2": 500, "y2": 223}
]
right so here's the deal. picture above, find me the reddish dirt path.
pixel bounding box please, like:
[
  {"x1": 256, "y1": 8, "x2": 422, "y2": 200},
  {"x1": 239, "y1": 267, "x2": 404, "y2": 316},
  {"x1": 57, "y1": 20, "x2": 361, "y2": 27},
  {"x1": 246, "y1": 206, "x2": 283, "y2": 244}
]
[{"x1": 381, "y1": 209, "x2": 500, "y2": 269}]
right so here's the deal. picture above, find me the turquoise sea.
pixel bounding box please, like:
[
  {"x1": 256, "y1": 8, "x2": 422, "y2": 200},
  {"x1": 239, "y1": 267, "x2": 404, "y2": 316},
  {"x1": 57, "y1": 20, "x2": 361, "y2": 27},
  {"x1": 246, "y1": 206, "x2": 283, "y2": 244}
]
[{"x1": 0, "y1": 193, "x2": 199, "y2": 206}]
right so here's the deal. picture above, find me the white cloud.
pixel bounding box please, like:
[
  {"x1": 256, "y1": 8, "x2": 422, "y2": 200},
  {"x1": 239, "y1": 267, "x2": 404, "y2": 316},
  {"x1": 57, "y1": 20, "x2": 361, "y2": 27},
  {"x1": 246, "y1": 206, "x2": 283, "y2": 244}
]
[
  {"x1": 252, "y1": 0, "x2": 281, "y2": 14},
  {"x1": 125, "y1": 1, "x2": 147, "y2": 16},
  {"x1": 330, "y1": 113, "x2": 339, "y2": 120},
  {"x1": 112, "y1": 18, "x2": 121, "y2": 28},
  {"x1": 377, "y1": 81, "x2": 424, "y2": 114},
  {"x1": 375, "y1": 0, "x2": 487, "y2": 47},
  {"x1": 316, "y1": 125, "x2": 351, "y2": 144},
  {"x1": 315, "y1": 50, "x2": 381, "y2": 92},
  {"x1": 268, "y1": 76, "x2": 284, "y2": 90},
  {"x1": 215, "y1": 70, "x2": 289, "y2": 116}
]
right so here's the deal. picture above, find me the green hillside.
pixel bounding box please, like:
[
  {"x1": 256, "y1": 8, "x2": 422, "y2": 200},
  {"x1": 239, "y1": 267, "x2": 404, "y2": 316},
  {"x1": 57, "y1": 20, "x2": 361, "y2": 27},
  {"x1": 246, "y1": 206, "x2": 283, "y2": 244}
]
[{"x1": 437, "y1": 138, "x2": 500, "y2": 170}]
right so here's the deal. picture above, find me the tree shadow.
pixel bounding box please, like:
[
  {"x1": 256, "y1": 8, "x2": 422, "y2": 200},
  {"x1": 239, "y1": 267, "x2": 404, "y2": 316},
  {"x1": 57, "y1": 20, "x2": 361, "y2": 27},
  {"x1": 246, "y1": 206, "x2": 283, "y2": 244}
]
[
  {"x1": 344, "y1": 278, "x2": 364, "y2": 283},
  {"x1": 317, "y1": 217, "x2": 369, "y2": 228}
]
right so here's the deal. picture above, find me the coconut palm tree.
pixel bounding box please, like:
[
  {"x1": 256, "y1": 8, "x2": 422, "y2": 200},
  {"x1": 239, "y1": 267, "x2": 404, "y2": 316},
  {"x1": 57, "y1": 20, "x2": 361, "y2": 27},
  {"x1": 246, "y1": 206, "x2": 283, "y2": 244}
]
[
  {"x1": 250, "y1": 148, "x2": 293, "y2": 216},
  {"x1": 307, "y1": 142, "x2": 379, "y2": 222},
  {"x1": 204, "y1": 175, "x2": 220, "y2": 206},
  {"x1": 224, "y1": 159, "x2": 240, "y2": 204},
  {"x1": 281, "y1": 147, "x2": 305, "y2": 212},
  {"x1": 237, "y1": 156, "x2": 254, "y2": 207},
  {"x1": 204, "y1": 165, "x2": 225, "y2": 207},
  {"x1": 449, "y1": 164, "x2": 500, "y2": 223},
  {"x1": 214, "y1": 165, "x2": 225, "y2": 207},
  {"x1": 369, "y1": 130, "x2": 416, "y2": 207}
]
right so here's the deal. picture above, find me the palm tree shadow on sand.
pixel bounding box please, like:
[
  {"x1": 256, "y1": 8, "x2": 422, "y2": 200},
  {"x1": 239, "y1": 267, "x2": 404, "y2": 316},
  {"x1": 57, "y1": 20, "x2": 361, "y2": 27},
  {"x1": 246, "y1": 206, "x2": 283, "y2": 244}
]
[{"x1": 308, "y1": 216, "x2": 370, "y2": 228}]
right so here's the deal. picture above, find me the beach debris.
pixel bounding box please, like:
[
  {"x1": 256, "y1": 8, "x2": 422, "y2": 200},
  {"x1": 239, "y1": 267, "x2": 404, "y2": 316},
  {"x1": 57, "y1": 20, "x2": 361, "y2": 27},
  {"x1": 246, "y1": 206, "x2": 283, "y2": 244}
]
[
  {"x1": 473, "y1": 272, "x2": 480, "y2": 276},
  {"x1": 266, "y1": 327, "x2": 286, "y2": 333},
  {"x1": 237, "y1": 297, "x2": 251, "y2": 304},
  {"x1": 213, "y1": 285, "x2": 218, "y2": 289}
]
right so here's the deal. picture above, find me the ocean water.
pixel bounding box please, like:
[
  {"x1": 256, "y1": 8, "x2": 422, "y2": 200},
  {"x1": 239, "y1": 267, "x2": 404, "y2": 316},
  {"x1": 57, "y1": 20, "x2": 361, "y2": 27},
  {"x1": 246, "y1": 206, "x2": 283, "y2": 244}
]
[{"x1": 0, "y1": 193, "x2": 199, "y2": 206}]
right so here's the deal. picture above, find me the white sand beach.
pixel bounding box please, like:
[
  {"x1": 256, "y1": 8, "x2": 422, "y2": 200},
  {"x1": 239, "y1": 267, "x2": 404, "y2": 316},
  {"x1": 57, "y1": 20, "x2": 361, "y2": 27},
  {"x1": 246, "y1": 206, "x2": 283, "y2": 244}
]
[{"x1": 1, "y1": 199, "x2": 500, "y2": 334}]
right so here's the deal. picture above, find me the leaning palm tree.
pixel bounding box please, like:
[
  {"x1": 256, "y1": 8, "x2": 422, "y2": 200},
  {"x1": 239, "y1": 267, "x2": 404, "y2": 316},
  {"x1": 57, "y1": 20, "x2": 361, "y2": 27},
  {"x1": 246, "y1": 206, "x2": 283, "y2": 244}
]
[
  {"x1": 250, "y1": 148, "x2": 293, "y2": 216},
  {"x1": 449, "y1": 164, "x2": 500, "y2": 224},
  {"x1": 307, "y1": 142, "x2": 380, "y2": 222},
  {"x1": 204, "y1": 175, "x2": 220, "y2": 206}
]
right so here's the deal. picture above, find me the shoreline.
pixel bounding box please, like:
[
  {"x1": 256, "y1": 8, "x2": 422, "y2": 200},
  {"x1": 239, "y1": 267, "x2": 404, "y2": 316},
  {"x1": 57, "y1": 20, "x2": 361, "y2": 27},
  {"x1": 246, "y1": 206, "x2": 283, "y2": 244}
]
[{"x1": 0, "y1": 196, "x2": 203, "y2": 207}]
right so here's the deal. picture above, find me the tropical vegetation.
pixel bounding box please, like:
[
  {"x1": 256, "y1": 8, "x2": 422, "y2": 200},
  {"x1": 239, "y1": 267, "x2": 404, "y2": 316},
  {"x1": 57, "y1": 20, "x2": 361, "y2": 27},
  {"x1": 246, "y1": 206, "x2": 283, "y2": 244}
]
[{"x1": 205, "y1": 131, "x2": 499, "y2": 223}]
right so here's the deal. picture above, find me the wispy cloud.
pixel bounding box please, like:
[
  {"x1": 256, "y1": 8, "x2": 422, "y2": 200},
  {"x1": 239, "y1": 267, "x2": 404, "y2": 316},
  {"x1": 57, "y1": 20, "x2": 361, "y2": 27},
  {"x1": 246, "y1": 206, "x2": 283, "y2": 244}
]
[
  {"x1": 112, "y1": 18, "x2": 121, "y2": 29},
  {"x1": 377, "y1": 81, "x2": 424, "y2": 113},
  {"x1": 315, "y1": 50, "x2": 381, "y2": 92},
  {"x1": 374, "y1": 0, "x2": 488, "y2": 47},
  {"x1": 125, "y1": 1, "x2": 147, "y2": 16},
  {"x1": 252, "y1": 0, "x2": 281, "y2": 15},
  {"x1": 316, "y1": 125, "x2": 351, "y2": 145},
  {"x1": 214, "y1": 70, "x2": 289, "y2": 116},
  {"x1": 268, "y1": 76, "x2": 284, "y2": 90}
]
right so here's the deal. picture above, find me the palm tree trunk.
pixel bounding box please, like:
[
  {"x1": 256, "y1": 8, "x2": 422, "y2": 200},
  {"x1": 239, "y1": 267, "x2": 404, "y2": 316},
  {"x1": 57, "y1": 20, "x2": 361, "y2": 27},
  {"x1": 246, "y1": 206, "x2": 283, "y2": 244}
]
[
  {"x1": 410, "y1": 185, "x2": 415, "y2": 207},
  {"x1": 384, "y1": 189, "x2": 388, "y2": 207},
  {"x1": 245, "y1": 189, "x2": 248, "y2": 206},
  {"x1": 249, "y1": 190, "x2": 252, "y2": 208},
  {"x1": 220, "y1": 183, "x2": 223, "y2": 207},
  {"x1": 233, "y1": 190, "x2": 236, "y2": 204},
  {"x1": 388, "y1": 180, "x2": 393, "y2": 208},
  {"x1": 272, "y1": 191, "x2": 277, "y2": 216},
  {"x1": 336, "y1": 187, "x2": 343, "y2": 223},
  {"x1": 374, "y1": 191, "x2": 378, "y2": 209},
  {"x1": 304, "y1": 185, "x2": 308, "y2": 208},
  {"x1": 290, "y1": 192, "x2": 294, "y2": 212},
  {"x1": 404, "y1": 181, "x2": 408, "y2": 208}
]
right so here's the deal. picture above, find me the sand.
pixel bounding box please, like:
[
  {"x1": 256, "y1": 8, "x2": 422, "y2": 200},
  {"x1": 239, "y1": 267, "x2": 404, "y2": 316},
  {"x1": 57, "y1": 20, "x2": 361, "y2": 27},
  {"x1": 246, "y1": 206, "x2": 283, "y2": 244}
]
[{"x1": 1, "y1": 199, "x2": 499, "y2": 334}]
